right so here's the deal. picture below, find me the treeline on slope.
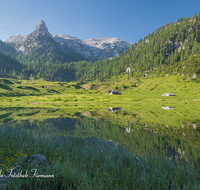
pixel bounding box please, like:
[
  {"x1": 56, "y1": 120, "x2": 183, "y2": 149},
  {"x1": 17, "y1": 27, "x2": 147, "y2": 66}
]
[
  {"x1": 152, "y1": 50, "x2": 200, "y2": 82},
  {"x1": 73, "y1": 13, "x2": 200, "y2": 82},
  {"x1": 0, "y1": 50, "x2": 22, "y2": 76},
  {"x1": 15, "y1": 46, "x2": 84, "y2": 81},
  {"x1": 0, "y1": 48, "x2": 84, "y2": 82}
]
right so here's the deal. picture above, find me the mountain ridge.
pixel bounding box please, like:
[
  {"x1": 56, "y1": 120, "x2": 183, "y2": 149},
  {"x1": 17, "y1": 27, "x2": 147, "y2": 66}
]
[
  {"x1": 4, "y1": 20, "x2": 133, "y2": 61},
  {"x1": 1, "y1": 13, "x2": 200, "y2": 83},
  {"x1": 5, "y1": 20, "x2": 52, "y2": 44}
]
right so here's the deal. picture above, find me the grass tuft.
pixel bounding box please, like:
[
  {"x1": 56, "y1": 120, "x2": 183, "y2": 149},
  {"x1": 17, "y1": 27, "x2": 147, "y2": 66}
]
[{"x1": 0, "y1": 127, "x2": 199, "y2": 189}]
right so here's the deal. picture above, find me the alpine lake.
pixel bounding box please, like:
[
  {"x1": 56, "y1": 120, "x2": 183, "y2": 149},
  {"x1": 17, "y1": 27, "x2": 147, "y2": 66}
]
[{"x1": 1, "y1": 92, "x2": 200, "y2": 170}]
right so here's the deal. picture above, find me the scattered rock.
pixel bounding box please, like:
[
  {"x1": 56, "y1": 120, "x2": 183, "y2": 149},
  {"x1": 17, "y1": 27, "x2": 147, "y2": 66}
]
[
  {"x1": 191, "y1": 73, "x2": 198, "y2": 79},
  {"x1": 191, "y1": 123, "x2": 198, "y2": 129},
  {"x1": 82, "y1": 84, "x2": 91, "y2": 90},
  {"x1": 21, "y1": 154, "x2": 51, "y2": 168},
  {"x1": 168, "y1": 41, "x2": 181, "y2": 52},
  {"x1": 82, "y1": 111, "x2": 92, "y2": 116}
]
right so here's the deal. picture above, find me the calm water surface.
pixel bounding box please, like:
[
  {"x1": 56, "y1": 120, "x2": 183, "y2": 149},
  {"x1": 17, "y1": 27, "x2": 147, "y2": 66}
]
[{"x1": 0, "y1": 105, "x2": 200, "y2": 168}]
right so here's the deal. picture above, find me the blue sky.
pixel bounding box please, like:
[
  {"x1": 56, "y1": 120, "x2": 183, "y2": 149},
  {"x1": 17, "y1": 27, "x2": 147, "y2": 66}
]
[{"x1": 0, "y1": 0, "x2": 200, "y2": 43}]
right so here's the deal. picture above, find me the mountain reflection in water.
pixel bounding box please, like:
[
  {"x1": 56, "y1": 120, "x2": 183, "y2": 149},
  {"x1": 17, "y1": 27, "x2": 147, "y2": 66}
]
[{"x1": 0, "y1": 105, "x2": 200, "y2": 169}]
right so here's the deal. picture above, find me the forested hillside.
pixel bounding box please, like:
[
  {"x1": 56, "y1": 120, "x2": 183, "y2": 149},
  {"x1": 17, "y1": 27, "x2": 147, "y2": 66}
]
[
  {"x1": 0, "y1": 50, "x2": 22, "y2": 76},
  {"x1": 74, "y1": 13, "x2": 200, "y2": 82},
  {"x1": 0, "y1": 13, "x2": 200, "y2": 82}
]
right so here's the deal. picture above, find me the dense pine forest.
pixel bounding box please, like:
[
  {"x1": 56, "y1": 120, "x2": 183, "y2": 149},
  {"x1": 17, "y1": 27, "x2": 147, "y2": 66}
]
[
  {"x1": 0, "y1": 13, "x2": 200, "y2": 82},
  {"x1": 74, "y1": 13, "x2": 200, "y2": 82},
  {"x1": 0, "y1": 50, "x2": 22, "y2": 76}
]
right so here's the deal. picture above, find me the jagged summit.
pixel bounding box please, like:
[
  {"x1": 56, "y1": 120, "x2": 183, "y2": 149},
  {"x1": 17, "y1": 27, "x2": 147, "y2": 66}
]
[
  {"x1": 5, "y1": 20, "x2": 52, "y2": 43},
  {"x1": 31, "y1": 20, "x2": 51, "y2": 36},
  {"x1": 26, "y1": 20, "x2": 52, "y2": 39},
  {"x1": 4, "y1": 20, "x2": 133, "y2": 61}
]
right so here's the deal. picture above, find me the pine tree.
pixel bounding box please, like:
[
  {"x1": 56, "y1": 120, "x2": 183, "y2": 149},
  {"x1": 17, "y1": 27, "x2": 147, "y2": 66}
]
[
  {"x1": 128, "y1": 70, "x2": 130, "y2": 80},
  {"x1": 196, "y1": 24, "x2": 199, "y2": 42},
  {"x1": 13, "y1": 69, "x2": 16, "y2": 76}
]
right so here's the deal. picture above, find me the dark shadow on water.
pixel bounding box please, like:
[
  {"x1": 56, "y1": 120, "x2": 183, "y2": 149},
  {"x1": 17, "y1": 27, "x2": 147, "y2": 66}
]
[{"x1": 0, "y1": 105, "x2": 200, "y2": 169}]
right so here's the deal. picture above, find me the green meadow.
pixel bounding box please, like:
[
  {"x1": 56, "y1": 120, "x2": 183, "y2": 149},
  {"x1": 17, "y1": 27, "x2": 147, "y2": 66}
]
[
  {"x1": 0, "y1": 74, "x2": 200, "y2": 189},
  {"x1": 0, "y1": 73, "x2": 200, "y2": 106}
]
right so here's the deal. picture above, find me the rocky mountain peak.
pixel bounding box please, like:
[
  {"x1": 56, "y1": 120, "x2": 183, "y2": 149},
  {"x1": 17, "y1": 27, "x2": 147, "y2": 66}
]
[
  {"x1": 4, "y1": 20, "x2": 133, "y2": 61},
  {"x1": 29, "y1": 20, "x2": 52, "y2": 38},
  {"x1": 5, "y1": 20, "x2": 52, "y2": 43},
  {"x1": 33, "y1": 20, "x2": 48, "y2": 33}
]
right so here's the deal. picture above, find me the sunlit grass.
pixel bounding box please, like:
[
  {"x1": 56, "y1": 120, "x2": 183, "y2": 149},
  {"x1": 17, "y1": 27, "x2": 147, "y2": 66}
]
[{"x1": 0, "y1": 127, "x2": 200, "y2": 189}]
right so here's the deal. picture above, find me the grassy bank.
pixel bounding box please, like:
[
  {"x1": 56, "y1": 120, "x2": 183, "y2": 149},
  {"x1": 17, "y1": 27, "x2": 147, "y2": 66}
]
[
  {"x1": 1, "y1": 69, "x2": 200, "y2": 100},
  {"x1": 1, "y1": 104, "x2": 200, "y2": 170},
  {"x1": 0, "y1": 127, "x2": 200, "y2": 190}
]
